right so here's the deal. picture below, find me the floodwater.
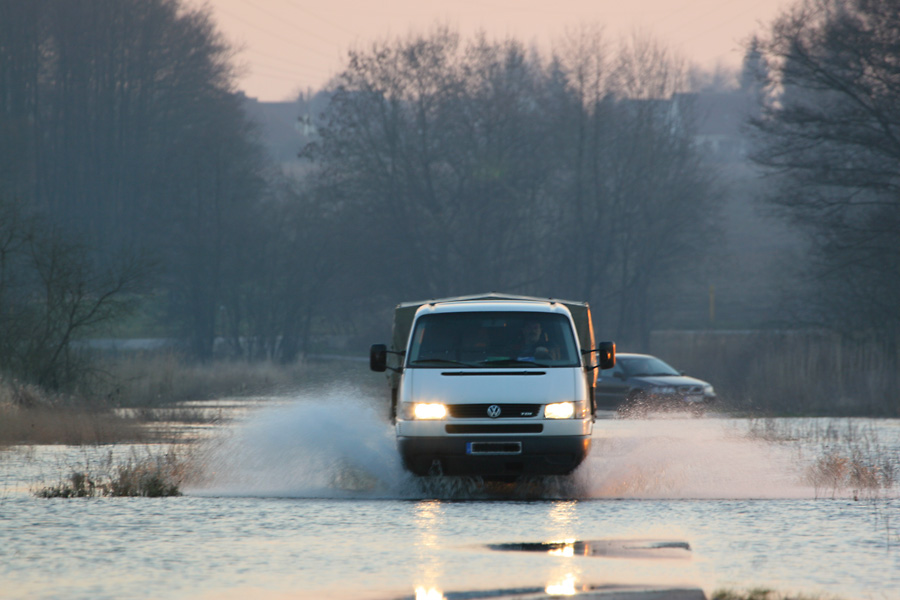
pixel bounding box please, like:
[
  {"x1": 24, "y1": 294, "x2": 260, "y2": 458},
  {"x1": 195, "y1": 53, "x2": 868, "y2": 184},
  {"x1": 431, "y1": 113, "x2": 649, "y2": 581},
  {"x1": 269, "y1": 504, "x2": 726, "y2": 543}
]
[{"x1": 2, "y1": 386, "x2": 899, "y2": 600}]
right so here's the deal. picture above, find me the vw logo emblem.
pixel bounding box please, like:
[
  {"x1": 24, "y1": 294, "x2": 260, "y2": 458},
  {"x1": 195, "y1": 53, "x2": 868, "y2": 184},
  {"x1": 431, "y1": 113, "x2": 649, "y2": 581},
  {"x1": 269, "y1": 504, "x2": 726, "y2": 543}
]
[{"x1": 487, "y1": 405, "x2": 502, "y2": 418}]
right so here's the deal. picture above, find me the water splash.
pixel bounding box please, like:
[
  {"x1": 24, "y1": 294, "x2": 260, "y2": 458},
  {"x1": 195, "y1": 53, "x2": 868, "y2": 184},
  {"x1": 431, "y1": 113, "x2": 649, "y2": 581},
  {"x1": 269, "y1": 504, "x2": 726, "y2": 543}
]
[
  {"x1": 190, "y1": 386, "x2": 415, "y2": 498},
  {"x1": 190, "y1": 390, "x2": 858, "y2": 500},
  {"x1": 576, "y1": 415, "x2": 816, "y2": 499}
]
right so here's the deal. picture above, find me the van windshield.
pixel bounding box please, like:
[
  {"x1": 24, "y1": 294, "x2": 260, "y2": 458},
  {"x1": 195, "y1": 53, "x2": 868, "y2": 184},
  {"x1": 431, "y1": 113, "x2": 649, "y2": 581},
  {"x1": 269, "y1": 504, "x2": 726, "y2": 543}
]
[{"x1": 407, "y1": 311, "x2": 580, "y2": 368}]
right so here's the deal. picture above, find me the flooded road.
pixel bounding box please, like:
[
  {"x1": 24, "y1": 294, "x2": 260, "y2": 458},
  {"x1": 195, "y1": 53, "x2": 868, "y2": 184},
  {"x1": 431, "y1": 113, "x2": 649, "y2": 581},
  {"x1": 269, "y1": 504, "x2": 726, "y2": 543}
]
[{"x1": 2, "y1": 390, "x2": 899, "y2": 600}]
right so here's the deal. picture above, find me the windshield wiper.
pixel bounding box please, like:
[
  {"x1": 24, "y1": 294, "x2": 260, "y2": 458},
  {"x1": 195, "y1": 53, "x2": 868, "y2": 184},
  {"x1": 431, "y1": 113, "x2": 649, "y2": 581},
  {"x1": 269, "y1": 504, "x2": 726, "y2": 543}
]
[{"x1": 478, "y1": 358, "x2": 549, "y2": 367}]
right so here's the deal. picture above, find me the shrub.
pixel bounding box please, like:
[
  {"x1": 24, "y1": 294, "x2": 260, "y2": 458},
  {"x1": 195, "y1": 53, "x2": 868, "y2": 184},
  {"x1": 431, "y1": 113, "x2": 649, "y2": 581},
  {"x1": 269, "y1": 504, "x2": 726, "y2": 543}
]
[{"x1": 36, "y1": 448, "x2": 187, "y2": 498}]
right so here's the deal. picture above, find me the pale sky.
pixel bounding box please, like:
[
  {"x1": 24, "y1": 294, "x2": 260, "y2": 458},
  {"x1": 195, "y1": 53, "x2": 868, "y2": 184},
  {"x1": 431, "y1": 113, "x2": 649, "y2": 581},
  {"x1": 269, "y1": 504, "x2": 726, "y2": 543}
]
[{"x1": 196, "y1": 0, "x2": 793, "y2": 101}]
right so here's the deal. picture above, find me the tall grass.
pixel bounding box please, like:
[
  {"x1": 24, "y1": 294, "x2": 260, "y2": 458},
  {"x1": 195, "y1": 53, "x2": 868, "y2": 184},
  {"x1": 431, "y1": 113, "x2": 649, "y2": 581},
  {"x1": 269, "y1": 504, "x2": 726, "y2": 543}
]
[
  {"x1": 0, "y1": 377, "x2": 145, "y2": 445},
  {"x1": 2, "y1": 356, "x2": 381, "y2": 445},
  {"x1": 743, "y1": 418, "x2": 897, "y2": 499},
  {"x1": 651, "y1": 330, "x2": 900, "y2": 415},
  {"x1": 94, "y1": 352, "x2": 338, "y2": 406},
  {"x1": 35, "y1": 447, "x2": 189, "y2": 498}
]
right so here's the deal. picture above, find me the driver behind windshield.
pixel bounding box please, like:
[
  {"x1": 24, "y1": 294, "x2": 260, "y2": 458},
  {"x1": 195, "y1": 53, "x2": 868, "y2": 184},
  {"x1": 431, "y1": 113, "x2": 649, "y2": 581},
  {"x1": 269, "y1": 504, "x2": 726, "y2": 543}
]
[{"x1": 512, "y1": 319, "x2": 552, "y2": 360}]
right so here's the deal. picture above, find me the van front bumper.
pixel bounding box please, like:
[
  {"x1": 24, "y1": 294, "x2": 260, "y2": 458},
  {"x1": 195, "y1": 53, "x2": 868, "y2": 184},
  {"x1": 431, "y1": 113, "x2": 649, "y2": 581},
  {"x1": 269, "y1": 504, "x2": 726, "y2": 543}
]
[{"x1": 397, "y1": 434, "x2": 591, "y2": 478}]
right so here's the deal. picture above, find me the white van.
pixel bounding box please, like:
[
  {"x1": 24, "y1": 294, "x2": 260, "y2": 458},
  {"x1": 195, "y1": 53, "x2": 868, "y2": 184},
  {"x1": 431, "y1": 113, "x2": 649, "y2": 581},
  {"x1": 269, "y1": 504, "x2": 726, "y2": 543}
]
[{"x1": 370, "y1": 293, "x2": 614, "y2": 480}]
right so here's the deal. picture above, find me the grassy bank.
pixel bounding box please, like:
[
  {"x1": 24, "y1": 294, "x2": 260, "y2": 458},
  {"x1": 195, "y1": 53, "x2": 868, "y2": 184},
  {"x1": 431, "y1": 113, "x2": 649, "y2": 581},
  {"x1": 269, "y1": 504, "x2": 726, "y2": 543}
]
[
  {"x1": 95, "y1": 352, "x2": 307, "y2": 406},
  {"x1": 94, "y1": 352, "x2": 379, "y2": 406},
  {"x1": 0, "y1": 378, "x2": 146, "y2": 446},
  {"x1": 1, "y1": 354, "x2": 382, "y2": 447}
]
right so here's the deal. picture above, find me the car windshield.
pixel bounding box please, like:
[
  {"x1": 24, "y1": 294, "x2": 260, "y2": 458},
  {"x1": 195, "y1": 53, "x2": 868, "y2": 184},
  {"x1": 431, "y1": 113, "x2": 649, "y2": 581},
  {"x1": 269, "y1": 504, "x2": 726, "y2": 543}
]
[
  {"x1": 620, "y1": 356, "x2": 680, "y2": 377},
  {"x1": 407, "y1": 311, "x2": 580, "y2": 368}
]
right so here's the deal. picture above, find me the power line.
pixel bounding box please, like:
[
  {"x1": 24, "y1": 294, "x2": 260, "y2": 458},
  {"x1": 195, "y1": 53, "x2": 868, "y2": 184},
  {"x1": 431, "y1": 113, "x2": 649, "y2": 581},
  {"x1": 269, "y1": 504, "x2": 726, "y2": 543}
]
[
  {"x1": 668, "y1": 3, "x2": 763, "y2": 45},
  {"x1": 244, "y1": 46, "x2": 337, "y2": 74},
  {"x1": 280, "y1": 0, "x2": 361, "y2": 36},
  {"x1": 658, "y1": 0, "x2": 739, "y2": 37},
  {"x1": 216, "y1": 5, "x2": 337, "y2": 60},
  {"x1": 236, "y1": 0, "x2": 345, "y2": 46}
]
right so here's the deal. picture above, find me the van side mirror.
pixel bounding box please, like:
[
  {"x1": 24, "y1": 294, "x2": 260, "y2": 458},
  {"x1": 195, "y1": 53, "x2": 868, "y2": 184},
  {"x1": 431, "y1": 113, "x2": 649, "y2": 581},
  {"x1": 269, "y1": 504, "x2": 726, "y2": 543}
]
[
  {"x1": 597, "y1": 341, "x2": 615, "y2": 370},
  {"x1": 370, "y1": 344, "x2": 387, "y2": 372},
  {"x1": 581, "y1": 341, "x2": 616, "y2": 370}
]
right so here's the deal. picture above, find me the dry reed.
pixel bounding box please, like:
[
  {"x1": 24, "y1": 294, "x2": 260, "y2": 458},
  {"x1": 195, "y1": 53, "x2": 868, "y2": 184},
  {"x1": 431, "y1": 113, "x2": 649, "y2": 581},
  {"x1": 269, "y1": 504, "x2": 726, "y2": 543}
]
[
  {"x1": 95, "y1": 352, "x2": 316, "y2": 406},
  {"x1": 743, "y1": 418, "x2": 896, "y2": 499},
  {"x1": 35, "y1": 447, "x2": 189, "y2": 498},
  {"x1": 0, "y1": 377, "x2": 146, "y2": 446},
  {"x1": 651, "y1": 330, "x2": 900, "y2": 415}
]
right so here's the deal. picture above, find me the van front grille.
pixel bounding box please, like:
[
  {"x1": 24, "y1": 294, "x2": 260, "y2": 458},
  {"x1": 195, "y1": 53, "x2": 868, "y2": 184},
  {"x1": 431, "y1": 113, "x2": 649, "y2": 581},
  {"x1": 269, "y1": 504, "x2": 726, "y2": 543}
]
[
  {"x1": 447, "y1": 404, "x2": 541, "y2": 418},
  {"x1": 445, "y1": 424, "x2": 543, "y2": 434}
]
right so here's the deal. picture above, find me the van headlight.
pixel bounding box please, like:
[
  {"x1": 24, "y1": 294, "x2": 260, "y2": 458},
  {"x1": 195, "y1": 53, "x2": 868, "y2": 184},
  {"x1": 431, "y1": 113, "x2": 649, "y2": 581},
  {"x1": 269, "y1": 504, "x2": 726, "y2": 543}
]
[
  {"x1": 401, "y1": 403, "x2": 447, "y2": 420},
  {"x1": 544, "y1": 402, "x2": 576, "y2": 419}
]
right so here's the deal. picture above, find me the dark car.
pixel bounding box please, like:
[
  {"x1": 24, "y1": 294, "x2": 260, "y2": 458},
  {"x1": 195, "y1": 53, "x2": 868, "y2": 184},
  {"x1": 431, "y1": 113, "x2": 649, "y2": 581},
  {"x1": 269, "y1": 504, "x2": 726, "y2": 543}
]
[{"x1": 595, "y1": 352, "x2": 716, "y2": 414}]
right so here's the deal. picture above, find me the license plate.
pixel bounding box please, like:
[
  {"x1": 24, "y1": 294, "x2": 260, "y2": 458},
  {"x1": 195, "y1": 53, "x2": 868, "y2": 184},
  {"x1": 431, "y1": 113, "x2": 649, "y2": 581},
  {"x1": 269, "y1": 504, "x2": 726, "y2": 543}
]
[{"x1": 467, "y1": 442, "x2": 522, "y2": 455}]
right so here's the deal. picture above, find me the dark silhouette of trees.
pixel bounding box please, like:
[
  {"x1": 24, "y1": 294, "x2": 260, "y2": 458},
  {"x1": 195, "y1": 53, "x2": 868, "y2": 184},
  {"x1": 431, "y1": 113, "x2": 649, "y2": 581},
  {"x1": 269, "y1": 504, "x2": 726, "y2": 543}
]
[
  {"x1": 304, "y1": 28, "x2": 551, "y2": 300},
  {"x1": 0, "y1": 0, "x2": 243, "y2": 248},
  {"x1": 0, "y1": 0, "x2": 278, "y2": 362},
  {"x1": 542, "y1": 32, "x2": 719, "y2": 347},
  {"x1": 2, "y1": 5, "x2": 726, "y2": 366},
  {"x1": 305, "y1": 28, "x2": 720, "y2": 349},
  {"x1": 0, "y1": 196, "x2": 146, "y2": 389},
  {"x1": 750, "y1": 0, "x2": 900, "y2": 346}
]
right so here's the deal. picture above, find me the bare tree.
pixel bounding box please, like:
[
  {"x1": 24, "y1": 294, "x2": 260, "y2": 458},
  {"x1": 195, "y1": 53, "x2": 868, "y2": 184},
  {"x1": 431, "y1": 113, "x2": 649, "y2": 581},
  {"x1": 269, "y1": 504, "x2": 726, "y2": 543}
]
[
  {"x1": 0, "y1": 0, "x2": 272, "y2": 360},
  {"x1": 750, "y1": 0, "x2": 900, "y2": 346},
  {"x1": 0, "y1": 196, "x2": 147, "y2": 389},
  {"x1": 545, "y1": 25, "x2": 614, "y2": 301},
  {"x1": 304, "y1": 26, "x2": 721, "y2": 349},
  {"x1": 545, "y1": 32, "x2": 719, "y2": 347},
  {"x1": 305, "y1": 28, "x2": 552, "y2": 300},
  {"x1": 214, "y1": 176, "x2": 349, "y2": 362}
]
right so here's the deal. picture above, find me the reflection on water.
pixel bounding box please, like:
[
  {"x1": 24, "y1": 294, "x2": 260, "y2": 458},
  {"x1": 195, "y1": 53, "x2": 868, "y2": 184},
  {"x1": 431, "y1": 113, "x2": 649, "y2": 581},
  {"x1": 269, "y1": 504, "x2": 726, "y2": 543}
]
[
  {"x1": 414, "y1": 500, "x2": 446, "y2": 595},
  {"x1": 544, "y1": 572, "x2": 579, "y2": 596},
  {"x1": 488, "y1": 539, "x2": 693, "y2": 560},
  {"x1": 414, "y1": 587, "x2": 445, "y2": 600}
]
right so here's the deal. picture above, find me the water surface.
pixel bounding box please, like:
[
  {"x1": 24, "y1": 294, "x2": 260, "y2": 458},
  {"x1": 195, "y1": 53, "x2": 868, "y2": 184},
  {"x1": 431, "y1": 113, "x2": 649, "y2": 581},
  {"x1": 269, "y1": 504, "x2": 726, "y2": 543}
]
[{"x1": 2, "y1": 393, "x2": 898, "y2": 600}]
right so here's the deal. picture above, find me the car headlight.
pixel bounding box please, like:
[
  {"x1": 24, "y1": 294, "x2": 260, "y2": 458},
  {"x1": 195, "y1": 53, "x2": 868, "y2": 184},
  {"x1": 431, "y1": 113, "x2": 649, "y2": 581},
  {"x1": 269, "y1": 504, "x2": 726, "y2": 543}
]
[
  {"x1": 401, "y1": 403, "x2": 447, "y2": 420},
  {"x1": 703, "y1": 385, "x2": 715, "y2": 397},
  {"x1": 545, "y1": 402, "x2": 575, "y2": 419}
]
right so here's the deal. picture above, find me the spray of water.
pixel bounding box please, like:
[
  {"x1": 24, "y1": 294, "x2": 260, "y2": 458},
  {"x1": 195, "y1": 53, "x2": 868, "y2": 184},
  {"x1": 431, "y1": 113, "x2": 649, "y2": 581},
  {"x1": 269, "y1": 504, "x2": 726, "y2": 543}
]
[
  {"x1": 190, "y1": 385, "x2": 416, "y2": 498},
  {"x1": 576, "y1": 415, "x2": 816, "y2": 499},
  {"x1": 189, "y1": 389, "x2": 828, "y2": 500}
]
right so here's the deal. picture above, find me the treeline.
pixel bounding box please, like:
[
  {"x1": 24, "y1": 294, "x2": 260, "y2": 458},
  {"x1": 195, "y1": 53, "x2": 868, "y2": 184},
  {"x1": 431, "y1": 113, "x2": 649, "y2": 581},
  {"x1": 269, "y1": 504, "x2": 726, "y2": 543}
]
[
  {"x1": 749, "y1": 0, "x2": 900, "y2": 350},
  {"x1": 0, "y1": 0, "x2": 336, "y2": 376},
  {"x1": 1, "y1": 2, "x2": 722, "y2": 389},
  {"x1": 2, "y1": 0, "x2": 899, "y2": 414},
  {"x1": 304, "y1": 27, "x2": 720, "y2": 349}
]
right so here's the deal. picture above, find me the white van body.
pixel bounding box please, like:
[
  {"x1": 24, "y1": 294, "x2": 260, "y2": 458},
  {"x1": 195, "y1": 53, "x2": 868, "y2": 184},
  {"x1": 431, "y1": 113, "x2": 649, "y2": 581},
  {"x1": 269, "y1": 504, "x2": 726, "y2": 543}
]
[{"x1": 370, "y1": 294, "x2": 614, "y2": 480}]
